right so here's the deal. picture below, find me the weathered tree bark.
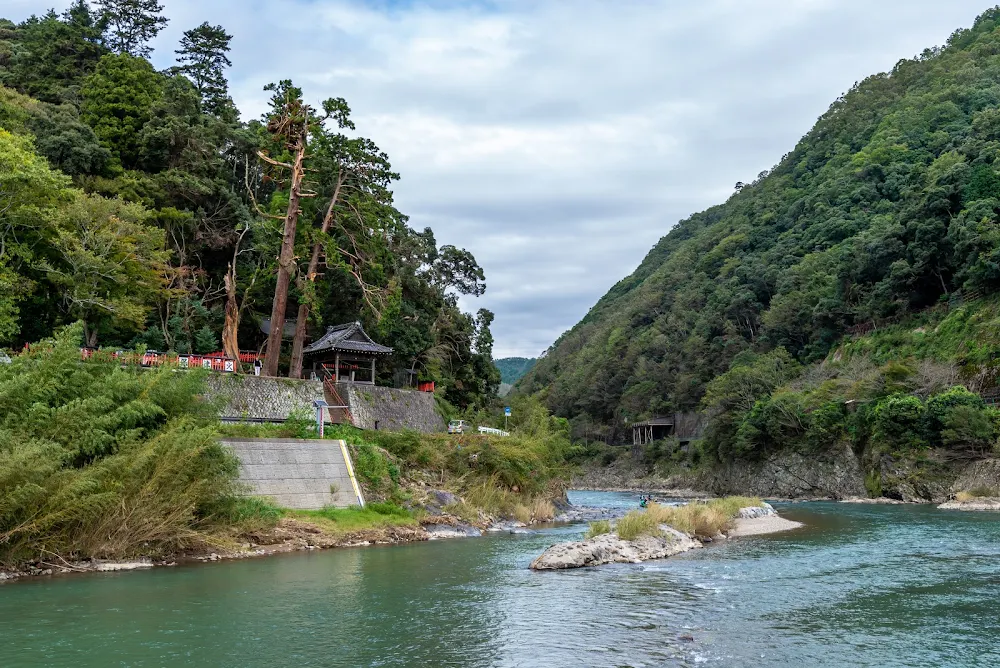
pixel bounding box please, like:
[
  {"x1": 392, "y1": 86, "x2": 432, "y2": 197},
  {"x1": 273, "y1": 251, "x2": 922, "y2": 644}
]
[
  {"x1": 262, "y1": 132, "x2": 308, "y2": 377},
  {"x1": 222, "y1": 264, "x2": 241, "y2": 365},
  {"x1": 288, "y1": 177, "x2": 344, "y2": 378},
  {"x1": 85, "y1": 324, "x2": 98, "y2": 348}
]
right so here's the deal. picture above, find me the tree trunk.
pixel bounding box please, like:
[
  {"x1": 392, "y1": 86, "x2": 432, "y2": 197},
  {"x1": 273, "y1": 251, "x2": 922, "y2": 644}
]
[
  {"x1": 85, "y1": 323, "x2": 98, "y2": 348},
  {"x1": 288, "y1": 240, "x2": 325, "y2": 379},
  {"x1": 288, "y1": 177, "x2": 343, "y2": 379},
  {"x1": 222, "y1": 264, "x2": 241, "y2": 368},
  {"x1": 288, "y1": 300, "x2": 311, "y2": 379},
  {"x1": 262, "y1": 133, "x2": 308, "y2": 377}
]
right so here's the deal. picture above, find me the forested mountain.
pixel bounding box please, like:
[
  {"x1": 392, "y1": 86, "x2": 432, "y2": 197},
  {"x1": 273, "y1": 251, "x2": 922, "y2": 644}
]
[
  {"x1": 495, "y1": 357, "x2": 537, "y2": 385},
  {"x1": 520, "y1": 8, "x2": 1000, "y2": 439},
  {"x1": 0, "y1": 1, "x2": 499, "y2": 408}
]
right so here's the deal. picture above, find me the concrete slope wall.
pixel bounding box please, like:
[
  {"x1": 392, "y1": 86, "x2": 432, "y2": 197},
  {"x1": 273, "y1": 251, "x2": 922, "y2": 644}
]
[
  {"x1": 332, "y1": 383, "x2": 445, "y2": 433},
  {"x1": 205, "y1": 375, "x2": 324, "y2": 422},
  {"x1": 224, "y1": 438, "x2": 361, "y2": 509}
]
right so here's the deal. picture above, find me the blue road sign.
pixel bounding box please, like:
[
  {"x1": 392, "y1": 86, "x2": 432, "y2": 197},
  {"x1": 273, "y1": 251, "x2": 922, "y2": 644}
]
[{"x1": 504, "y1": 407, "x2": 511, "y2": 416}]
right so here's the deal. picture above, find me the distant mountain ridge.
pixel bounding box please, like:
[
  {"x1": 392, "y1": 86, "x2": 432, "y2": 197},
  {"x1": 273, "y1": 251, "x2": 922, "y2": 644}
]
[{"x1": 495, "y1": 357, "x2": 537, "y2": 385}]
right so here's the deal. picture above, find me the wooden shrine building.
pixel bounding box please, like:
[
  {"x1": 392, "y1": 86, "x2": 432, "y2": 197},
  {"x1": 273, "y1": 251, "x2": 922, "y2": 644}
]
[{"x1": 303, "y1": 321, "x2": 393, "y2": 384}]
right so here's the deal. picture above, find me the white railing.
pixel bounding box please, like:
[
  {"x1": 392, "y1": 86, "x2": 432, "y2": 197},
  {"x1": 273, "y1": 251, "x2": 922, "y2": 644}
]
[{"x1": 477, "y1": 426, "x2": 510, "y2": 437}]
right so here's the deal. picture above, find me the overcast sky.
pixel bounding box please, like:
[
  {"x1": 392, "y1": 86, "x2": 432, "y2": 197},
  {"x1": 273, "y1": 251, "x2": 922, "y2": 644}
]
[{"x1": 7, "y1": 1, "x2": 994, "y2": 356}]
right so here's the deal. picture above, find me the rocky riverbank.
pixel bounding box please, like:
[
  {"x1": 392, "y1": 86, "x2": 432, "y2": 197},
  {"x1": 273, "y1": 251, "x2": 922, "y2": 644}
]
[
  {"x1": 0, "y1": 511, "x2": 542, "y2": 583},
  {"x1": 938, "y1": 498, "x2": 1000, "y2": 511},
  {"x1": 575, "y1": 451, "x2": 1000, "y2": 504}
]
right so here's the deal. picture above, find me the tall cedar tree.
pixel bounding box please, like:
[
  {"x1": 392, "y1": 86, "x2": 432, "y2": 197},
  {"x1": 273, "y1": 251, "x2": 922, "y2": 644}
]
[
  {"x1": 2, "y1": 3, "x2": 107, "y2": 103},
  {"x1": 287, "y1": 102, "x2": 403, "y2": 378},
  {"x1": 174, "y1": 22, "x2": 234, "y2": 118},
  {"x1": 95, "y1": 0, "x2": 168, "y2": 58},
  {"x1": 258, "y1": 81, "x2": 327, "y2": 377}
]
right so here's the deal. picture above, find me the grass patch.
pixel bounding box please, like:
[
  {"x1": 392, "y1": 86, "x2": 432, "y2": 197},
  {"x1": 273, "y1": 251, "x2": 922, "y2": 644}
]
[
  {"x1": 644, "y1": 497, "x2": 764, "y2": 538},
  {"x1": 956, "y1": 487, "x2": 999, "y2": 501},
  {"x1": 615, "y1": 510, "x2": 663, "y2": 541},
  {"x1": 531, "y1": 498, "x2": 556, "y2": 522},
  {"x1": 291, "y1": 502, "x2": 416, "y2": 534},
  {"x1": 586, "y1": 520, "x2": 611, "y2": 539},
  {"x1": 208, "y1": 496, "x2": 284, "y2": 532}
]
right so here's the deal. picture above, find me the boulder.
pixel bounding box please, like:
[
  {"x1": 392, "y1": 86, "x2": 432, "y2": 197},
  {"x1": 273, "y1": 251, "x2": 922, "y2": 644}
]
[
  {"x1": 430, "y1": 490, "x2": 460, "y2": 507},
  {"x1": 530, "y1": 526, "x2": 700, "y2": 570},
  {"x1": 486, "y1": 520, "x2": 528, "y2": 533},
  {"x1": 735, "y1": 503, "x2": 777, "y2": 519}
]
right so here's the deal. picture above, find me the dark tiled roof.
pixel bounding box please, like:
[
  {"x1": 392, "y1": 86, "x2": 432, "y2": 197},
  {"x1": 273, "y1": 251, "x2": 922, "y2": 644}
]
[
  {"x1": 303, "y1": 321, "x2": 394, "y2": 356},
  {"x1": 259, "y1": 318, "x2": 299, "y2": 339}
]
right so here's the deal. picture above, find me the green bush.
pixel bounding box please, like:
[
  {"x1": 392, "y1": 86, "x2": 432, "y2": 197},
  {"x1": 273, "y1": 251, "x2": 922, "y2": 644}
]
[
  {"x1": 872, "y1": 394, "x2": 928, "y2": 453},
  {"x1": 0, "y1": 325, "x2": 242, "y2": 566},
  {"x1": 939, "y1": 405, "x2": 996, "y2": 454},
  {"x1": 207, "y1": 495, "x2": 284, "y2": 530},
  {"x1": 586, "y1": 520, "x2": 611, "y2": 539},
  {"x1": 350, "y1": 443, "x2": 398, "y2": 493}
]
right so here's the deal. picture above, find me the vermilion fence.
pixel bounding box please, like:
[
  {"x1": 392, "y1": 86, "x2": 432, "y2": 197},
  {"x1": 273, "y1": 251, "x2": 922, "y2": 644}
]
[{"x1": 78, "y1": 348, "x2": 259, "y2": 373}]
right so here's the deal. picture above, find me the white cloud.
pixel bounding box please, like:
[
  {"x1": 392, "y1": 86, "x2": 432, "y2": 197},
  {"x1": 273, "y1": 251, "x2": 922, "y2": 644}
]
[{"x1": 6, "y1": 0, "x2": 993, "y2": 356}]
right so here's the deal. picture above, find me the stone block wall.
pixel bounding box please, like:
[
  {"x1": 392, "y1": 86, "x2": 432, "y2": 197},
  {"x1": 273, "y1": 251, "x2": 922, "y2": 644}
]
[
  {"x1": 224, "y1": 438, "x2": 361, "y2": 509},
  {"x1": 204, "y1": 374, "x2": 324, "y2": 422},
  {"x1": 331, "y1": 383, "x2": 445, "y2": 433}
]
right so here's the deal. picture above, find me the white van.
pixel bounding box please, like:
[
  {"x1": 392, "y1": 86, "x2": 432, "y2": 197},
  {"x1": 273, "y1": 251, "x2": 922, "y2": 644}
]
[{"x1": 448, "y1": 419, "x2": 468, "y2": 434}]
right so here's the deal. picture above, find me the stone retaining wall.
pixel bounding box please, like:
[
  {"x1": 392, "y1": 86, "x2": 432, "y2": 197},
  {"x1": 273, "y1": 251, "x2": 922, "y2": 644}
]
[
  {"x1": 331, "y1": 383, "x2": 445, "y2": 433},
  {"x1": 204, "y1": 374, "x2": 324, "y2": 422}
]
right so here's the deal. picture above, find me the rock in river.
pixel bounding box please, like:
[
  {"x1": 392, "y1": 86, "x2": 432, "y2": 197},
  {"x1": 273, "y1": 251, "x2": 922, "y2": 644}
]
[
  {"x1": 530, "y1": 526, "x2": 700, "y2": 570},
  {"x1": 938, "y1": 498, "x2": 1000, "y2": 511},
  {"x1": 425, "y1": 523, "x2": 483, "y2": 539}
]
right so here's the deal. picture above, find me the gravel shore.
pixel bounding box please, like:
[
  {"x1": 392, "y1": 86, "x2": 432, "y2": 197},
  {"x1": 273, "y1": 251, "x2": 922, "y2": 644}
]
[{"x1": 728, "y1": 515, "x2": 804, "y2": 537}]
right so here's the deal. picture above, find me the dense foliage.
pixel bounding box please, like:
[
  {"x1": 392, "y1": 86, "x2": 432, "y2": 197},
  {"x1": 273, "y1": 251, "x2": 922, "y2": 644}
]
[
  {"x1": 0, "y1": 325, "x2": 241, "y2": 567},
  {"x1": 495, "y1": 357, "x2": 537, "y2": 385},
  {"x1": 521, "y1": 9, "x2": 1000, "y2": 438},
  {"x1": 0, "y1": 2, "x2": 498, "y2": 409}
]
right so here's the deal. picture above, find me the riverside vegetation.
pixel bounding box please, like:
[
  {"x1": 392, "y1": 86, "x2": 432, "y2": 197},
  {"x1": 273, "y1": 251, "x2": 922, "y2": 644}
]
[
  {"x1": 588, "y1": 498, "x2": 763, "y2": 542},
  {"x1": 520, "y1": 9, "x2": 1000, "y2": 499},
  {"x1": 0, "y1": 1, "x2": 558, "y2": 572},
  {"x1": 0, "y1": 326, "x2": 574, "y2": 572},
  {"x1": 529, "y1": 497, "x2": 784, "y2": 571}
]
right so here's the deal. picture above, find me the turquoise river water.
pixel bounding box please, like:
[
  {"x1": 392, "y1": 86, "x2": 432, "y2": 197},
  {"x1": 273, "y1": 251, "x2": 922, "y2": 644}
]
[{"x1": 2, "y1": 491, "x2": 1000, "y2": 667}]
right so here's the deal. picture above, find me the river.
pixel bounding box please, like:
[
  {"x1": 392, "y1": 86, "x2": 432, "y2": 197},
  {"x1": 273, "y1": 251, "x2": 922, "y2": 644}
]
[{"x1": 2, "y1": 491, "x2": 1000, "y2": 667}]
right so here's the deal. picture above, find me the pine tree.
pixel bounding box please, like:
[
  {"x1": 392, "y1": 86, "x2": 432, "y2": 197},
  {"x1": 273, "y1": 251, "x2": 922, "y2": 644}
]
[
  {"x1": 175, "y1": 22, "x2": 234, "y2": 118},
  {"x1": 96, "y1": 0, "x2": 168, "y2": 58}
]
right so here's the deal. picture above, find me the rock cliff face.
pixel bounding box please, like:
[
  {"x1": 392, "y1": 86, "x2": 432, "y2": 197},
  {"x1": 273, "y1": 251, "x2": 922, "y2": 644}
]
[
  {"x1": 950, "y1": 459, "x2": 1000, "y2": 495},
  {"x1": 573, "y1": 443, "x2": 867, "y2": 499},
  {"x1": 699, "y1": 443, "x2": 867, "y2": 499}
]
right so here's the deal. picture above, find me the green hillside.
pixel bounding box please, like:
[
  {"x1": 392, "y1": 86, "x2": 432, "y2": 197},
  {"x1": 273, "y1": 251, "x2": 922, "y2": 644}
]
[
  {"x1": 495, "y1": 357, "x2": 537, "y2": 385},
  {"x1": 520, "y1": 8, "x2": 1000, "y2": 440}
]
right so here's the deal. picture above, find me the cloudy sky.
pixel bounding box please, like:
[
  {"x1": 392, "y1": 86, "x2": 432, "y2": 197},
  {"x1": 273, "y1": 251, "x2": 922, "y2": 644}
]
[{"x1": 7, "y1": 1, "x2": 993, "y2": 356}]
